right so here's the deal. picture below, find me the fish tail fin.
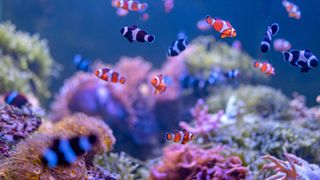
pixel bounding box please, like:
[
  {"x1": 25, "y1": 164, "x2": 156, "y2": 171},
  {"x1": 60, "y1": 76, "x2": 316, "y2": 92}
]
[
  {"x1": 146, "y1": 35, "x2": 155, "y2": 43},
  {"x1": 271, "y1": 23, "x2": 279, "y2": 36},
  {"x1": 253, "y1": 61, "x2": 260, "y2": 68}
]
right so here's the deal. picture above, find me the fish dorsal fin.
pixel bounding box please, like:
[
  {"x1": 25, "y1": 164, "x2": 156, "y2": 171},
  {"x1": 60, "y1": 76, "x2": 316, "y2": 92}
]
[
  {"x1": 129, "y1": 25, "x2": 138, "y2": 30},
  {"x1": 305, "y1": 49, "x2": 312, "y2": 53}
]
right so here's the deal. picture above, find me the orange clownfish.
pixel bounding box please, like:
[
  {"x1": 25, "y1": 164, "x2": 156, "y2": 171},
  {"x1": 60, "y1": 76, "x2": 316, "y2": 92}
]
[
  {"x1": 253, "y1": 61, "x2": 275, "y2": 77},
  {"x1": 95, "y1": 68, "x2": 126, "y2": 84},
  {"x1": 165, "y1": 129, "x2": 194, "y2": 144},
  {"x1": 150, "y1": 74, "x2": 172, "y2": 95},
  {"x1": 282, "y1": 0, "x2": 301, "y2": 20},
  {"x1": 112, "y1": 0, "x2": 148, "y2": 12},
  {"x1": 205, "y1": 15, "x2": 236, "y2": 38}
]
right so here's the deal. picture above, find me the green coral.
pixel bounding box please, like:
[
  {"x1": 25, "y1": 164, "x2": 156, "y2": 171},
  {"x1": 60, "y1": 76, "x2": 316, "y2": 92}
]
[
  {"x1": 205, "y1": 119, "x2": 320, "y2": 179},
  {"x1": 207, "y1": 85, "x2": 292, "y2": 119},
  {"x1": 94, "y1": 152, "x2": 148, "y2": 180},
  {"x1": 185, "y1": 36, "x2": 264, "y2": 80},
  {"x1": 0, "y1": 21, "x2": 55, "y2": 99}
]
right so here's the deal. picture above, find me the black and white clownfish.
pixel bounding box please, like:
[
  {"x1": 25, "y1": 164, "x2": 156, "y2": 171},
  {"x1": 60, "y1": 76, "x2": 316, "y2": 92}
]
[
  {"x1": 41, "y1": 134, "x2": 98, "y2": 168},
  {"x1": 261, "y1": 23, "x2": 279, "y2": 53},
  {"x1": 168, "y1": 33, "x2": 188, "y2": 57},
  {"x1": 165, "y1": 129, "x2": 194, "y2": 144},
  {"x1": 120, "y1": 25, "x2": 155, "y2": 43},
  {"x1": 283, "y1": 49, "x2": 319, "y2": 73},
  {"x1": 4, "y1": 91, "x2": 29, "y2": 108}
]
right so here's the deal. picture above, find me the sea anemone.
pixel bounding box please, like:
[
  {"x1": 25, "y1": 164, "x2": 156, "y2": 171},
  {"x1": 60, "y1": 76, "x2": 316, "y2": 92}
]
[{"x1": 150, "y1": 144, "x2": 249, "y2": 180}]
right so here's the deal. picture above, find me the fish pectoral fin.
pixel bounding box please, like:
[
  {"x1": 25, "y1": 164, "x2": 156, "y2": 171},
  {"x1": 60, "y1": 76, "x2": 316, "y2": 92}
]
[{"x1": 154, "y1": 89, "x2": 159, "y2": 95}]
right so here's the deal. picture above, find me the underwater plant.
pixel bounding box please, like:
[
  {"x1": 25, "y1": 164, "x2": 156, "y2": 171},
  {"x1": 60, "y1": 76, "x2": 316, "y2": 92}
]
[
  {"x1": 150, "y1": 144, "x2": 249, "y2": 180},
  {"x1": 94, "y1": 152, "x2": 148, "y2": 180},
  {"x1": 206, "y1": 85, "x2": 292, "y2": 119},
  {"x1": 0, "y1": 21, "x2": 56, "y2": 99},
  {"x1": 0, "y1": 104, "x2": 41, "y2": 159},
  {"x1": 263, "y1": 153, "x2": 320, "y2": 179}
]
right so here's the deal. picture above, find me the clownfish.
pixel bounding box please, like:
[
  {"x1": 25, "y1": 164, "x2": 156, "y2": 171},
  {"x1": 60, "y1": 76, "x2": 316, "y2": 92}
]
[
  {"x1": 4, "y1": 91, "x2": 29, "y2": 108},
  {"x1": 282, "y1": 0, "x2": 301, "y2": 20},
  {"x1": 120, "y1": 25, "x2": 155, "y2": 43},
  {"x1": 73, "y1": 54, "x2": 91, "y2": 72},
  {"x1": 112, "y1": 0, "x2": 148, "y2": 12},
  {"x1": 283, "y1": 49, "x2": 319, "y2": 73},
  {"x1": 95, "y1": 68, "x2": 126, "y2": 84},
  {"x1": 205, "y1": 15, "x2": 236, "y2": 38},
  {"x1": 260, "y1": 23, "x2": 279, "y2": 53},
  {"x1": 253, "y1": 61, "x2": 275, "y2": 77},
  {"x1": 165, "y1": 129, "x2": 194, "y2": 144},
  {"x1": 150, "y1": 74, "x2": 172, "y2": 95},
  {"x1": 273, "y1": 38, "x2": 291, "y2": 52},
  {"x1": 168, "y1": 35, "x2": 188, "y2": 57},
  {"x1": 163, "y1": 0, "x2": 174, "y2": 13},
  {"x1": 41, "y1": 134, "x2": 97, "y2": 168}
]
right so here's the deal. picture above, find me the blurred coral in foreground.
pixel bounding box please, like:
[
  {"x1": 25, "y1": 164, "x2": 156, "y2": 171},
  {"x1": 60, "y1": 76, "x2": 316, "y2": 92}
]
[
  {"x1": 150, "y1": 144, "x2": 248, "y2": 180},
  {"x1": 263, "y1": 153, "x2": 320, "y2": 180},
  {"x1": 0, "y1": 113, "x2": 115, "y2": 179}
]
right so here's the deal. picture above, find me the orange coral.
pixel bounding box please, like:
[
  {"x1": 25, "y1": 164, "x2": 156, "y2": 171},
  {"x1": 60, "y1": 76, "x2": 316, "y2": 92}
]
[{"x1": 150, "y1": 144, "x2": 248, "y2": 180}]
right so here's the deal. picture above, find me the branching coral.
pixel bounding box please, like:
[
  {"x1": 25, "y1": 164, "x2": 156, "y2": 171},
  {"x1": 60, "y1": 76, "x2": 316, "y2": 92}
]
[
  {"x1": 0, "y1": 104, "x2": 41, "y2": 159},
  {"x1": 207, "y1": 85, "x2": 292, "y2": 119},
  {"x1": 150, "y1": 144, "x2": 249, "y2": 180},
  {"x1": 0, "y1": 21, "x2": 56, "y2": 99},
  {"x1": 263, "y1": 153, "x2": 320, "y2": 180},
  {"x1": 0, "y1": 113, "x2": 115, "y2": 179},
  {"x1": 94, "y1": 152, "x2": 147, "y2": 180},
  {"x1": 179, "y1": 98, "x2": 223, "y2": 136}
]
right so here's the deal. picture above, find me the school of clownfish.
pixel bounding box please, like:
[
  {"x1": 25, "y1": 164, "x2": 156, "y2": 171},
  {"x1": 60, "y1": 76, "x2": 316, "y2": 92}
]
[{"x1": 1, "y1": 0, "x2": 319, "y2": 169}]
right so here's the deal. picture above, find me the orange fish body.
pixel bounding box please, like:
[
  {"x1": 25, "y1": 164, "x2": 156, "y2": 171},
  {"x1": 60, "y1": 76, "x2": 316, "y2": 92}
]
[
  {"x1": 205, "y1": 15, "x2": 236, "y2": 38},
  {"x1": 95, "y1": 68, "x2": 126, "y2": 84},
  {"x1": 253, "y1": 61, "x2": 275, "y2": 77},
  {"x1": 165, "y1": 129, "x2": 194, "y2": 144},
  {"x1": 150, "y1": 74, "x2": 170, "y2": 95},
  {"x1": 113, "y1": 0, "x2": 148, "y2": 12}
]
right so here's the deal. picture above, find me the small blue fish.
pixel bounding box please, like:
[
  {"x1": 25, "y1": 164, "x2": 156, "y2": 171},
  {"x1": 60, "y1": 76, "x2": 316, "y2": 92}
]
[
  {"x1": 4, "y1": 91, "x2": 28, "y2": 108},
  {"x1": 224, "y1": 69, "x2": 240, "y2": 79},
  {"x1": 73, "y1": 54, "x2": 91, "y2": 72},
  {"x1": 42, "y1": 134, "x2": 97, "y2": 168}
]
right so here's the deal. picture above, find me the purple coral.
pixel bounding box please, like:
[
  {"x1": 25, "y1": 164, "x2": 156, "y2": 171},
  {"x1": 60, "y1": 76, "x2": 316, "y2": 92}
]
[
  {"x1": 263, "y1": 153, "x2": 320, "y2": 180},
  {"x1": 150, "y1": 144, "x2": 248, "y2": 180},
  {"x1": 0, "y1": 104, "x2": 41, "y2": 159},
  {"x1": 179, "y1": 99, "x2": 223, "y2": 136},
  {"x1": 289, "y1": 92, "x2": 312, "y2": 120}
]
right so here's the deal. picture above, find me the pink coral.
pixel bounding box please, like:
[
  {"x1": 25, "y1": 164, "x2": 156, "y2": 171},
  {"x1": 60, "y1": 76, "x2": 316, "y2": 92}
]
[
  {"x1": 150, "y1": 144, "x2": 248, "y2": 180},
  {"x1": 288, "y1": 92, "x2": 312, "y2": 121},
  {"x1": 179, "y1": 99, "x2": 223, "y2": 136},
  {"x1": 263, "y1": 153, "x2": 320, "y2": 180}
]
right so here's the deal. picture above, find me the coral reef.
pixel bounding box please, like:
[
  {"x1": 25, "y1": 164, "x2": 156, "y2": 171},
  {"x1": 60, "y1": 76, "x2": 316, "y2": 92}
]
[
  {"x1": 179, "y1": 98, "x2": 223, "y2": 136},
  {"x1": 183, "y1": 36, "x2": 264, "y2": 81},
  {"x1": 263, "y1": 153, "x2": 320, "y2": 180},
  {"x1": 207, "y1": 85, "x2": 292, "y2": 119},
  {"x1": 288, "y1": 92, "x2": 313, "y2": 121},
  {"x1": 94, "y1": 152, "x2": 147, "y2": 180},
  {"x1": 0, "y1": 113, "x2": 115, "y2": 179},
  {"x1": 0, "y1": 21, "x2": 56, "y2": 99},
  {"x1": 150, "y1": 144, "x2": 249, "y2": 180},
  {"x1": 0, "y1": 104, "x2": 41, "y2": 159}
]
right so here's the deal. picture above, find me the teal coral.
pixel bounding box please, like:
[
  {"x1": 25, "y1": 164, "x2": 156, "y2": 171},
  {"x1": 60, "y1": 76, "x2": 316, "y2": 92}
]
[{"x1": 0, "y1": 21, "x2": 55, "y2": 99}]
